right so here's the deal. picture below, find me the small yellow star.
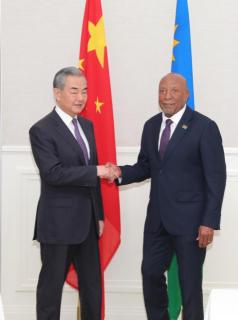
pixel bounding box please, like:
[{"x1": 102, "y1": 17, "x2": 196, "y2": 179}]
[
  {"x1": 78, "y1": 59, "x2": 85, "y2": 70},
  {"x1": 95, "y1": 97, "x2": 104, "y2": 113},
  {"x1": 88, "y1": 16, "x2": 106, "y2": 68},
  {"x1": 172, "y1": 24, "x2": 180, "y2": 61}
]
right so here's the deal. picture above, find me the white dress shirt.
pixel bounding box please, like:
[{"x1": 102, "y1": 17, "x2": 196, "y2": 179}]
[
  {"x1": 55, "y1": 105, "x2": 90, "y2": 159},
  {"x1": 158, "y1": 105, "x2": 186, "y2": 149}
]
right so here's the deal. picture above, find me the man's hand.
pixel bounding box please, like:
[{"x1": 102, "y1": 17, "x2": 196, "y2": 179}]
[
  {"x1": 97, "y1": 165, "x2": 114, "y2": 180},
  {"x1": 97, "y1": 163, "x2": 121, "y2": 182},
  {"x1": 197, "y1": 225, "x2": 214, "y2": 248},
  {"x1": 105, "y1": 162, "x2": 122, "y2": 182},
  {"x1": 99, "y1": 220, "x2": 104, "y2": 237}
]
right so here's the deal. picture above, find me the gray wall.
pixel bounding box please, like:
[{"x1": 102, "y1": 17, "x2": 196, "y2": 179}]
[{"x1": 2, "y1": 0, "x2": 238, "y2": 147}]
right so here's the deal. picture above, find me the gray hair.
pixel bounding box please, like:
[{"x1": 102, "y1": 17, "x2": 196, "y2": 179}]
[{"x1": 53, "y1": 67, "x2": 85, "y2": 90}]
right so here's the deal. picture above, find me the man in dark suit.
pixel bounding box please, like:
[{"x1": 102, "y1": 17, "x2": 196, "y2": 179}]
[
  {"x1": 29, "y1": 67, "x2": 114, "y2": 320},
  {"x1": 108, "y1": 73, "x2": 226, "y2": 320}
]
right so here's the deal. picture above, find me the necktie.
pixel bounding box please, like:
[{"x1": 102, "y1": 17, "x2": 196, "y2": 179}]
[
  {"x1": 159, "y1": 119, "x2": 173, "y2": 158},
  {"x1": 72, "y1": 118, "x2": 89, "y2": 164}
]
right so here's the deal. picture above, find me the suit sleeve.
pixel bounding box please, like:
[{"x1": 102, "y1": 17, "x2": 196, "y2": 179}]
[
  {"x1": 119, "y1": 122, "x2": 151, "y2": 185},
  {"x1": 200, "y1": 120, "x2": 226, "y2": 229},
  {"x1": 93, "y1": 178, "x2": 104, "y2": 220},
  {"x1": 29, "y1": 125, "x2": 98, "y2": 187},
  {"x1": 90, "y1": 122, "x2": 104, "y2": 220}
]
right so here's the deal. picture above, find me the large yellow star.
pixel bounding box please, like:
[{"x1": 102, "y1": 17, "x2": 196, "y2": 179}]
[
  {"x1": 95, "y1": 97, "x2": 104, "y2": 113},
  {"x1": 88, "y1": 16, "x2": 106, "y2": 68},
  {"x1": 172, "y1": 24, "x2": 180, "y2": 61},
  {"x1": 78, "y1": 58, "x2": 85, "y2": 70}
]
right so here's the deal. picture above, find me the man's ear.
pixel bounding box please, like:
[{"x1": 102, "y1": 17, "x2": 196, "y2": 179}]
[{"x1": 53, "y1": 88, "x2": 61, "y2": 102}]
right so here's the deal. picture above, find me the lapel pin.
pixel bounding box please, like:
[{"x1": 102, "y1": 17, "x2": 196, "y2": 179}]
[{"x1": 182, "y1": 124, "x2": 188, "y2": 130}]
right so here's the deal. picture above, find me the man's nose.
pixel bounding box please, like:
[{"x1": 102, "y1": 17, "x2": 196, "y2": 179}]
[
  {"x1": 165, "y1": 90, "x2": 172, "y2": 99},
  {"x1": 76, "y1": 92, "x2": 83, "y2": 100}
]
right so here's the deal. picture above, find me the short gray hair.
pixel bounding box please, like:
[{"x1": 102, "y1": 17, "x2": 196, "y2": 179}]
[{"x1": 53, "y1": 67, "x2": 85, "y2": 90}]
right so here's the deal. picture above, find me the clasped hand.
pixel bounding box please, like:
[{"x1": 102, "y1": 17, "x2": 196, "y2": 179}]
[{"x1": 97, "y1": 162, "x2": 121, "y2": 182}]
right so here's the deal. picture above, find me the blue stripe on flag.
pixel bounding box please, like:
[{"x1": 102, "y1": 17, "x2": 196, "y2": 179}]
[{"x1": 171, "y1": 0, "x2": 194, "y2": 109}]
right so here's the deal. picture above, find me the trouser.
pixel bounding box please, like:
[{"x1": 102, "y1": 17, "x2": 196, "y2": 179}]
[
  {"x1": 36, "y1": 221, "x2": 101, "y2": 320},
  {"x1": 142, "y1": 225, "x2": 206, "y2": 320}
]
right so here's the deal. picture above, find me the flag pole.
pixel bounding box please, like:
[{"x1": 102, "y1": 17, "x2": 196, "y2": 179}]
[{"x1": 77, "y1": 298, "x2": 80, "y2": 320}]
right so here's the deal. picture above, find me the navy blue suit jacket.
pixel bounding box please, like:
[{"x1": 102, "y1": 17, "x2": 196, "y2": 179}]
[
  {"x1": 29, "y1": 110, "x2": 104, "y2": 244},
  {"x1": 120, "y1": 107, "x2": 226, "y2": 235}
]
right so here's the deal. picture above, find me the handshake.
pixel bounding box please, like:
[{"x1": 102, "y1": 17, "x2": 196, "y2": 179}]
[{"x1": 97, "y1": 162, "x2": 122, "y2": 183}]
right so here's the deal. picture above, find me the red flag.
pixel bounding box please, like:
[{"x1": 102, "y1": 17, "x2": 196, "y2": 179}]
[{"x1": 66, "y1": 0, "x2": 121, "y2": 318}]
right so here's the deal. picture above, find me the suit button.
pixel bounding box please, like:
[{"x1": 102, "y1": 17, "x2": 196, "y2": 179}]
[{"x1": 159, "y1": 169, "x2": 163, "y2": 174}]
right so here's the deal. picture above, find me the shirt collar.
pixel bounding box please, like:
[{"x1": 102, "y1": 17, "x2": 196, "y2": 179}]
[
  {"x1": 162, "y1": 105, "x2": 186, "y2": 125},
  {"x1": 55, "y1": 105, "x2": 77, "y2": 127}
]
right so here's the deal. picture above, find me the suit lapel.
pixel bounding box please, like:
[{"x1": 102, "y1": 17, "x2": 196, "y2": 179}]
[
  {"x1": 49, "y1": 110, "x2": 87, "y2": 164},
  {"x1": 152, "y1": 114, "x2": 163, "y2": 162},
  {"x1": 162, "y1": 107, "x2": 194, "y2": 164},
  {"x1": 77, "y1": 116, "x2": 96, "y2": 165}
]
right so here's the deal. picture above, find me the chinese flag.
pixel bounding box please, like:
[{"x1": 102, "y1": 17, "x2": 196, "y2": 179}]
[{"x1": 66, "y1": 0, "x2": 121, "y2": 318}]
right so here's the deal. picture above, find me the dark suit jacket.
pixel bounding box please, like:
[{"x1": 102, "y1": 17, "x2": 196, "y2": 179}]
[
  {"x1": 29, "y1": 109, "x2": 104, "y2": 244},
  {"x1": 120, "y1": 107, "x2": 226, "y2": 235}
]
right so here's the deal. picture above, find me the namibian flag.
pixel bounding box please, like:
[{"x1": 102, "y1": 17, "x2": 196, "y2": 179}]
[{"x1": 168, "y1": 1, "x2": 195, "y2": 319}]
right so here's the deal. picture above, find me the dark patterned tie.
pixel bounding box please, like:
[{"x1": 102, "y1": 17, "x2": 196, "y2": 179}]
[
  {"x1": 72, "y1": 118, "x2": 89, "y2": 164},
  {"x1": 159, "y1": 119, "x2": 173, "y2": 158}
]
